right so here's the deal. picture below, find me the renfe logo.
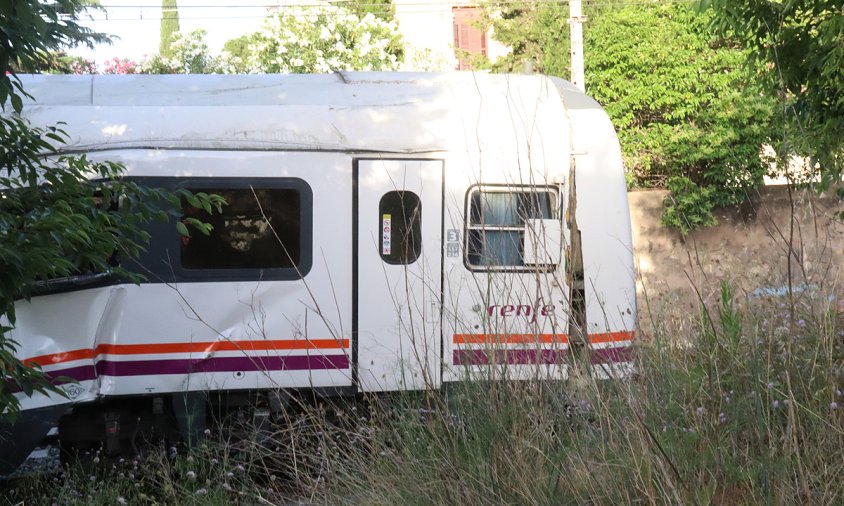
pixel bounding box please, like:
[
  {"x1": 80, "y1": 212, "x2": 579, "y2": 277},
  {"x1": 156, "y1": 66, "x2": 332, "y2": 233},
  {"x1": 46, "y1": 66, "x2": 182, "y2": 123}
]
[{"x1": 488, "y1": 303, "x2": 555, "y2": 324}]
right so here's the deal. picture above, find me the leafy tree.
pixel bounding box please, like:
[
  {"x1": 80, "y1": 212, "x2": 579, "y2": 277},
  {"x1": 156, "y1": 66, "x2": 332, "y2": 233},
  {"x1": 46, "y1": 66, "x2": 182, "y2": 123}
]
[
  {"x1": 8, "y1": 51, "x2": 96, "y2": 75},
  {"x1": 246, "y1": 6, "x2": 404, "y2": 73},
  {"x1": 481, "y1": 0, "x2": 570, "y2": 74},
  {"x1": 482, "y1": 2, "x2": 620, "y2": 75},
  {"x1": 223, "y1": 35, "x2": 250, "y2": 59},
  {"x1": 706, "y1": 0, "x2": 844, "y2": 189},
  {"x1": 341, "y1": 0, "x2": 395, "y2": 22},
  {"x1": 1, "y1": 0, "x2": 221, "y2": 422},
  {"x1": 221, "y1": 35, "x2": 250, "y2": 74},
  {"x1": 0, "y1": 0, "x2": 108, "y2": 107},
  {"x1": 160, "y1": 0, "x2": 180, "y2": 58}
]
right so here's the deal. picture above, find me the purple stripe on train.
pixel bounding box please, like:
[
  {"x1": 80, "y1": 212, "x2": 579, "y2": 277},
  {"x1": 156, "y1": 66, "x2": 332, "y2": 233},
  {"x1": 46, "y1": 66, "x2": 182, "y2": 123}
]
[
  {"x1": 95, "y1": 354, "x2": 350, "y2": 376},
  {"x1": 46, "y1": 364, "x2": 98, "y2": 383},
  {"x1": 453, "y1": 346, "x2": 633, "y2": 366},
  {"x1": 589, "y1": 347, "x2": 634, "y2": 365},
  {"x1": 9, "y1": 365, "x2": 97, "y2": 393}
]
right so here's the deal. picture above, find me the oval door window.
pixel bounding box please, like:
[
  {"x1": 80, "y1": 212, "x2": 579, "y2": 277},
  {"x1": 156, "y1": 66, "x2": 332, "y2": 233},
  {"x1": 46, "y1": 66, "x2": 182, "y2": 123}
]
[{"x1": 379, "y1": 191, "x2": 422, "y2": 264}]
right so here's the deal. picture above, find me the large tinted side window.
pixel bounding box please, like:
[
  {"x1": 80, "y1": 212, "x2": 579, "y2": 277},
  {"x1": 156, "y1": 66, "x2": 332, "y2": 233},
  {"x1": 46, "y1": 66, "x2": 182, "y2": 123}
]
[
  {"x1": 131, "y1": 177, "x2": 312, "y2": 282},
  {"x1": 181, "y1": 188, "x2": 300, "y2": 270}
]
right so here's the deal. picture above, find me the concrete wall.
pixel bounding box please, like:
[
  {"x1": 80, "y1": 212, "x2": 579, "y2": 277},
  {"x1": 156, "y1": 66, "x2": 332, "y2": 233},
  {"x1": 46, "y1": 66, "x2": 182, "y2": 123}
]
[{"x1": 629, "y1": 186, "x2": 844, "y2": 335}]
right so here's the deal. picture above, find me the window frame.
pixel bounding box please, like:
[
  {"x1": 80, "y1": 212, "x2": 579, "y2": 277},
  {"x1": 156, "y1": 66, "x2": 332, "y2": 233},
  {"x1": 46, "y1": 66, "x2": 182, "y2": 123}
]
[
  {"x1": 130, "y1": 177, "x2": 313, "y2": 282},
  {"x1": 463, "y1": 183, "x2": 560, "y2": 273},
  {"x1": 378, "y1": 190, "x2": 422, "y2": 266}
]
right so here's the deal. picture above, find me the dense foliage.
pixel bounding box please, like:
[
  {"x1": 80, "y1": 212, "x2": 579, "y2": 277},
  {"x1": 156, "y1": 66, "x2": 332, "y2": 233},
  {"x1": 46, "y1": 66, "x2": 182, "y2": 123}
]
[
  {"x1": 0, "y1": 0, "x2": 221, "y2": 422},
  {"x1": 142, "y1": 29, "x2": 223, "y2": 74},
  {"x1": 126, "y1": 6, "x2": 404, "y2": 75},
  {"x1": 0, "y1": 0, "x2": 102, "y2": 422},
  {"x1": 482, "y1": 0, "x2": 570, "y2": 75},
  {"x1": 707, "y1": 0, "x2": 844, "y2": 191},
  {"x1": 585, "y1": 4, "x2": 777, "y2": 233},
  {"x1": 245, "y1": 6, "x2": 404, "y2": 73},
  {"x1": 343, "y1": 0, "x2": 395, "y2": 22},
  {"x1": 487, "y1": 1, "x2": 777, "y2": 233},
  {"x1": 6, "y1": 282, "x2": 843, "y2": 502}
]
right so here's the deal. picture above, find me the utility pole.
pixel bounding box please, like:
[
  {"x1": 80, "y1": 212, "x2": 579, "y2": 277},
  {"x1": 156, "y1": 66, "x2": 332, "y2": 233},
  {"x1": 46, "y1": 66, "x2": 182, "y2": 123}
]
[{"x1": 568, "y1": 0, "x2": 585, "y2": 92}]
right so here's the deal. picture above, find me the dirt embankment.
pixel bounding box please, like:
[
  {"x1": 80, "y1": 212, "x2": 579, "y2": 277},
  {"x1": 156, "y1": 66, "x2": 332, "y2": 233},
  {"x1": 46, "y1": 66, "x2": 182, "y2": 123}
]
[{"x1": 629, "y1": 186, "x2": 844, "y2": 335}]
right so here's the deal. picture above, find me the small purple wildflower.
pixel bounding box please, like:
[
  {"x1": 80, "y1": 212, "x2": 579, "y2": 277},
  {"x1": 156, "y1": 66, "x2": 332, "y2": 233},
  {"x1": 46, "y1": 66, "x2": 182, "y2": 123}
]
[
  {"x1": 767, "y1": 382, "x2": 775, "y2": 390},
  {"x1": 196, "y1": 488, "x2": 208, "y2": 495},
  {"x1": 719, "y1": 412, "x2": 727, "y2": 424},
  {"x1": 773, "y1": 400, "x2": 780, "y2": 409},
  {"x1": 836, "y1": 389, "x2": 842, "y2": 398},
  {"x1": 831, "y1": 402, "x2": 839, "y2": 410},
  {"x1": 236, "y1": 464, "x2": 245, "y2": 472},
  {"x1": 695, "y1": 406, "x2": 705, "y2": 417},
  {"x1": 797, "y1": 319, "x2": 806, "y2": 327}
]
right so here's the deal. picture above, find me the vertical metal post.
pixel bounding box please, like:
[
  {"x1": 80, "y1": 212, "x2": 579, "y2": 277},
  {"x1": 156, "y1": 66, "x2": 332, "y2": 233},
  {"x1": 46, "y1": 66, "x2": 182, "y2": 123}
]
[{"x1": 568, "y1": 0, "x2": 585, "y2": 91}]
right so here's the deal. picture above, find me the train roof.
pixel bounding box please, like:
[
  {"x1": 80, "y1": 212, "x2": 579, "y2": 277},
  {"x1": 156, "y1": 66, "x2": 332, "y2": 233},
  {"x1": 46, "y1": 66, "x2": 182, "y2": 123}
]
[{"x1": 18, "y1": 72, "x2": 606, "y2": 156}]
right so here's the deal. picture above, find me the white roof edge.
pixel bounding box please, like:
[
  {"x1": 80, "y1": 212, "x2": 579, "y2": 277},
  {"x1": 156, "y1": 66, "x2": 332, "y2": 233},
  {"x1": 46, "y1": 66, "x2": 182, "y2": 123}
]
[
  {"x1": 16, "y1": 73, "x2": 581, "y2": 157},
  {"x1": 19, "y1": 72, "x2": 572, "y2": 107}
]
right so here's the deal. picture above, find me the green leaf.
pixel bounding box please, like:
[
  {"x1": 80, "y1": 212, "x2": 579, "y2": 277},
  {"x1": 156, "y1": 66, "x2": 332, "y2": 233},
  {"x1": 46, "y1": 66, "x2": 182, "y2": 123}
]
[
  {"x1": 176, "y1": 221, "x2": 190, "y2": 237},
  {"x1": 10, "y1": 93, "x2": 23, "y2": 114}
]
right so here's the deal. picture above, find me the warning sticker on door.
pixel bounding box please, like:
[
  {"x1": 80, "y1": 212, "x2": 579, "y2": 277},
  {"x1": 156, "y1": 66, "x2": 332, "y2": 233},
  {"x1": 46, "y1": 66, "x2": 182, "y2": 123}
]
[{"x1": 382, "y1": 214, "x2": 392, "y2": 255}]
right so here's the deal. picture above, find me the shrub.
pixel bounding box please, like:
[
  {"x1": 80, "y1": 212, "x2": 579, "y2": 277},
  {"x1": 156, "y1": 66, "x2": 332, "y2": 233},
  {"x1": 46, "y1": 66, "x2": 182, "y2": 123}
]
[
  {"x1": 140, "y1": 29, "x2": 222, "y2": 74},
  {"x1": 245, "y1": 6, "x2": 404, "y2": 73}
]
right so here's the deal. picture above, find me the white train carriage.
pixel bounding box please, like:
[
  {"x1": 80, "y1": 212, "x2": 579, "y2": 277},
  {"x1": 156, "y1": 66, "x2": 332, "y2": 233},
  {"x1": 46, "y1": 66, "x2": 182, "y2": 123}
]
[{"x1": 1, "y1": 72, "x2": 635, "y2": 472}]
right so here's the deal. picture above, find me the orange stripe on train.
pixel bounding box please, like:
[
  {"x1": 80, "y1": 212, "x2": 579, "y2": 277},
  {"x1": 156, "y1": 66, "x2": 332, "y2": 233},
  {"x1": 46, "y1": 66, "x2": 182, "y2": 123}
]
[
  {"x1": 25, "y1": 338, "x2": 349, "y2": 367},
  {"x1": 588, "y1": 331, "x2": 635, "y2": 343},
  {"x1": 25, "y1": 348, "x2": 96, "y2": 367}
]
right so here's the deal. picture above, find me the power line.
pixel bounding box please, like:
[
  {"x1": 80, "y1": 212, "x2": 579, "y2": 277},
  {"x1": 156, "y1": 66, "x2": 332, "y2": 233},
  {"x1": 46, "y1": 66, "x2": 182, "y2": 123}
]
[
  {"x1": 92, "y1": 0, "x2": 696, "y2": 9},
  {"x1": 82, "y1": 0, "x2": 699, "y2": 21},
  {"x1": 68, "y1": 0, "x2": 698, "y2": 25}
]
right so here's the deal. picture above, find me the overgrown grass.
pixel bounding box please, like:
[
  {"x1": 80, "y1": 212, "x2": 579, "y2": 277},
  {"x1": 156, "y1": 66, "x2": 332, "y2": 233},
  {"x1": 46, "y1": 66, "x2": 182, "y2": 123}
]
[
  {"x1": 319, "y1": 283, "x2": 842, "y2": 505},
  {"x1": 3, "y1": 283, "x2": 842, "y2": 505}
]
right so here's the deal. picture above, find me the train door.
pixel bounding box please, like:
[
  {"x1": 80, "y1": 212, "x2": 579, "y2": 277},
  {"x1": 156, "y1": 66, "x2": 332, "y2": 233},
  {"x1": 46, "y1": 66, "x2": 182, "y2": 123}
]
[{"x1": 354, "y1": 159, "x2": 444, "y2": 392}]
